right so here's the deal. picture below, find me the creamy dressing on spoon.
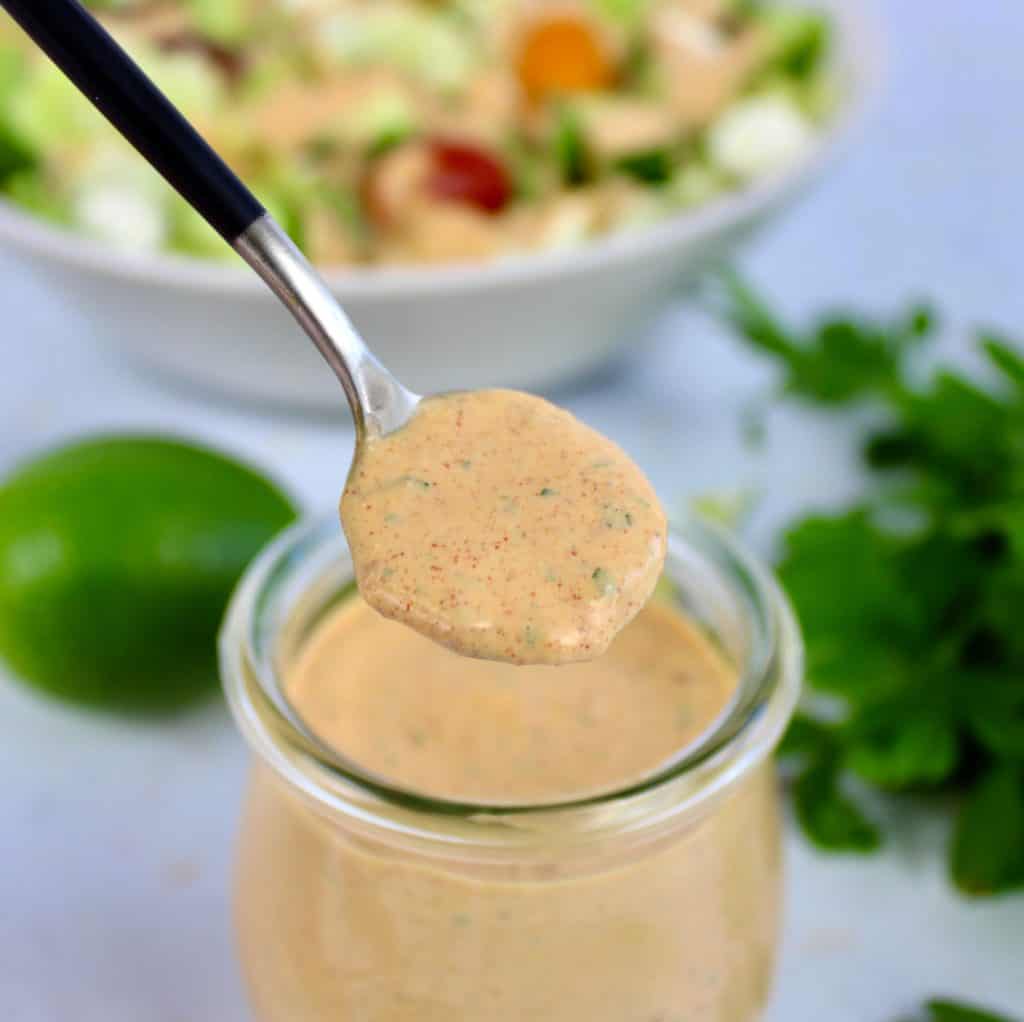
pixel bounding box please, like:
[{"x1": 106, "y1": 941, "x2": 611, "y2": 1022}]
[{"x1": 340, "y1": 389, "x2": 667, "y2": 665}]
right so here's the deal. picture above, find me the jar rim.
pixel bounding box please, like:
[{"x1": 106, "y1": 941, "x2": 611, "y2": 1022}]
[{"x1": 219, "y1": 514, "x2": 802, "y2": 850}]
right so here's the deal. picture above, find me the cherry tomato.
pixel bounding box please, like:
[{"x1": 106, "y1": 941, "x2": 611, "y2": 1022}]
[
  {"x1": 363, "y1": 140, "x2": 512, "y2": 225},
  {"x1": 424, "y1": 140, "x2": 512, "y2": 214},
  {"x1": 516, "y1": 15, "x2": 614, "y2": 102}
]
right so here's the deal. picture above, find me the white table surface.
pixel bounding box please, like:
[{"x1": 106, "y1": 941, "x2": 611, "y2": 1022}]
[{"x1": 2, "y1": 1, "x2": 1022, "y2": 1018}]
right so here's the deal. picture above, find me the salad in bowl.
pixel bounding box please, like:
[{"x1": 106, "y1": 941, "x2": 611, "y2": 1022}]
[{"x1": 0, "y1": 0, "x2": 833, "y2": 267}]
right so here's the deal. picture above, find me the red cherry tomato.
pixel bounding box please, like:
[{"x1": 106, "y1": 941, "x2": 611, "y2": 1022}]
[{"x1": 425, "y1": 140, "x2": 511, "y2": 215}]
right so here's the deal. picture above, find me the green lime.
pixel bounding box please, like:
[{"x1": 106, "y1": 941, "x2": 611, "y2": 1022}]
[{"x1": 0, "y1": 435, "x2": 298, "y2": 713}]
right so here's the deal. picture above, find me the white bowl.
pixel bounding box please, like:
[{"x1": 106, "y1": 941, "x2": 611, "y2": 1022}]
[{"x1": 0, "y1": 0, "x2": 881, "y2": 413}]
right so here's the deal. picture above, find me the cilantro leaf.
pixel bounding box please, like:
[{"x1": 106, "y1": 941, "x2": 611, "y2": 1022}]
[
  {"x1": 897, "y1": 999, "x2": 1022, "y2": 1022},
  {"x1": 950, "y1": 764, "x2": 1024, "y2": 895},
  {"x1": 778, "y1": 512, "x2": 921, "y2": 699},
  {"x1": 793, "y1": 757, "x2": 880, "y2": 852},
  {"x1": 964, "y1": 673, "x2": 1024, "y2": 760},
  {"x1": 554, "y1": 105, "x2": 588, "y2": 186},
  {"x1": 715, "y1": 270, "x2": 933, "y2": 405},
  {"x1": 926, "y1": 998, "x2": 1022, "y2": 1022},
  {"x1": 867, "y1": 372, "x2": 1015, "y2": 507},
  {"x1": 778, "y1": 712, "x2": 836, "y2": 760},
  {"x1": 844, "y1": 703, "x2": 959, "y2": 789},
  {"x1": 981, "y1": 333, "x2": 1024, "y2": 393}
]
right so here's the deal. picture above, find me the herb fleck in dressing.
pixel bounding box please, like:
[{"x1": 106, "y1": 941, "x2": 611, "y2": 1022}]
[{"x1": 340, "y1": 389, "x2": 667, "y2": 665}]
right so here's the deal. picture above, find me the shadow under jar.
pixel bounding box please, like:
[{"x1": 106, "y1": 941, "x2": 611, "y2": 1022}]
[{"x1": 220, "y1": 516, "x2": 802, "y2": 1022}]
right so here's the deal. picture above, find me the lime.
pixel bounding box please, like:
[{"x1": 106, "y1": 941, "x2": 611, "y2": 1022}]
[{"x1": 0, "y1": 435, "x2": 298, "y2": 713}]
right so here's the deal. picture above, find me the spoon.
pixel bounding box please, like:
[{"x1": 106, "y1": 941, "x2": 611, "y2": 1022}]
[{"x1": 1, "y1": 0, "x2": 420, "y2": 439}]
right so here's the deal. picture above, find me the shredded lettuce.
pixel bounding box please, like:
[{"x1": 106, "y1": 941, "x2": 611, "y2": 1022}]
[
  {"x1": 667, "y1": 161, "x2": 726, "y2": 209},
  {"x1": 4, "y1": 170, "x2": 69, "y2": 224},
  {"x1": 135, "y1": 48, "x2": 226, "y2": 122},
  {"x1": 590, "y1": 0, "x2": 655, "y2": 30},
  {"x1": 319, "y1": 8, "x2": 476, "y2": 91},
  {"x1": 168, "y1": 196, "x2": 236, "y2": 260},
  {"x1": 71, "y1": 147, "x2": 170, "y2": 249},
  {"x1": 186, "y1": 0, "x2": 250, "y2": 46},
  {"x1": 346, "y1": 89, "x2": 417, "y2": 152},
  {"x1": 8, "y1": 61, "x2": 106, "y2": 152},
  {"x1": 758, "y1": 8, "x2": 830, "y2": 79}
]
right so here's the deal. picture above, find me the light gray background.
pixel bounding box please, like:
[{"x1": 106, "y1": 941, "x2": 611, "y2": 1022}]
[{"x1": 1, "y1": 1, "x2": 1021, "y2": 1018}]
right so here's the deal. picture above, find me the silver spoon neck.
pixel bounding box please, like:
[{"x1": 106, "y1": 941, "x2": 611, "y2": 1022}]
[{"x1": 235, "y1": 214, "x2": 420, "y2": 438}]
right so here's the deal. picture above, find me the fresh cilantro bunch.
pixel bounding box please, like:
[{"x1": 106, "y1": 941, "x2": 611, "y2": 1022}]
[{"x1": 720, "y1": 273, "x2": 1024, "y2": 896}]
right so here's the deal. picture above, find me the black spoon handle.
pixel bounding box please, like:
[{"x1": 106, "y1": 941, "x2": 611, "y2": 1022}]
[{"x1": 0, "y1": 0, "x2": 264, "y2": 241}]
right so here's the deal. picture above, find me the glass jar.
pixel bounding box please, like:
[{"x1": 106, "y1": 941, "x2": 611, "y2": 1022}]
[{"x1": 220, "y1": 516, "x2": 802, "y2": 1022}]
